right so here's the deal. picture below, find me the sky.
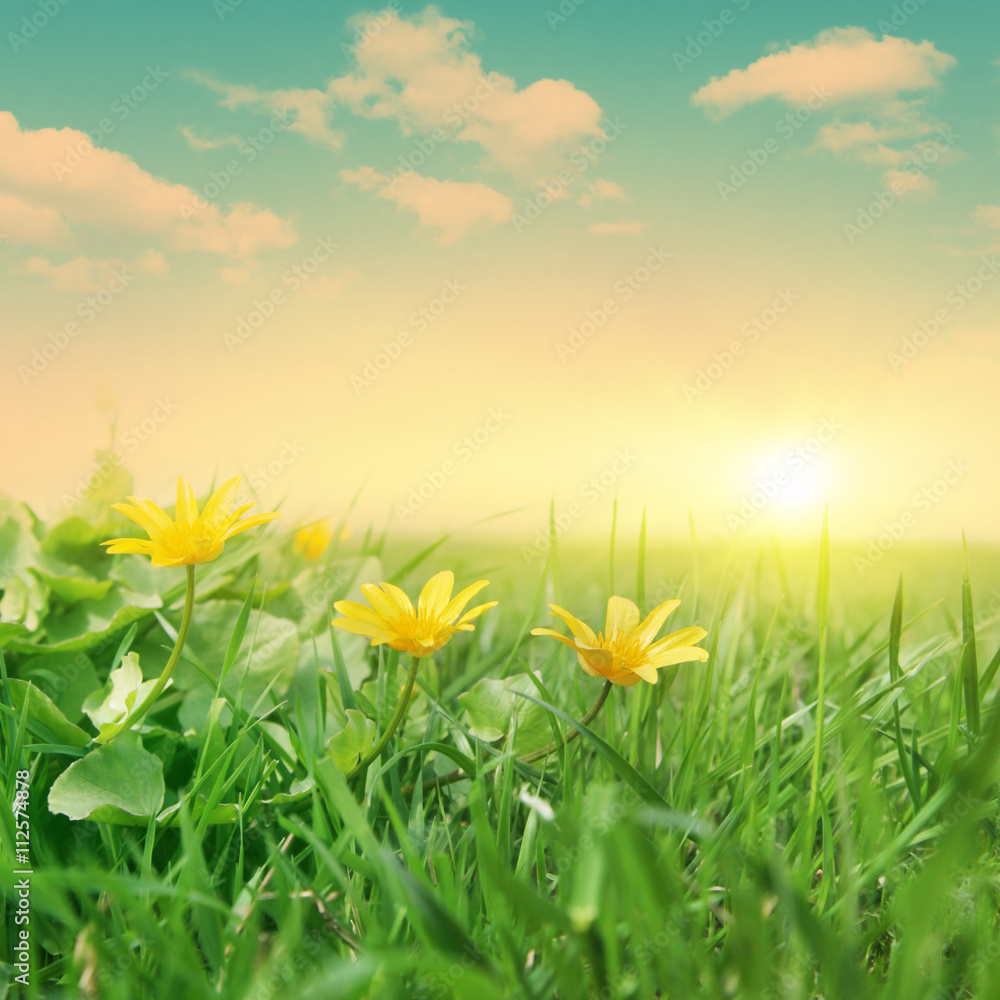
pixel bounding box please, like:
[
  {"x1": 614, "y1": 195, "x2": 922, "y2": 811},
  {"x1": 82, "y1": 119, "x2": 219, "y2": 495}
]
[{"x1": 1, "y1": 0, "x2": 999, "y2": 549}]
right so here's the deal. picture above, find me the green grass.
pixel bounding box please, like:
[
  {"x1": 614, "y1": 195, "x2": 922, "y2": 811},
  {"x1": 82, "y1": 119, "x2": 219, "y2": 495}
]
[{"x1": 4, "y1": 488, "x2": 1000, "y2": 998}]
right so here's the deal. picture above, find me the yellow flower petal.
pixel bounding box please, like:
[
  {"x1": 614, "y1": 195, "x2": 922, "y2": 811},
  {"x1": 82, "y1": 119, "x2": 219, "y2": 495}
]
[
  {"x1": 456, "y1": 601, "x2": 498, "y2": 626},
  {"x1": 222, "y1": 511, "x2": 281, "y2": 540},
  {"x1": 343, "y1": 573, "x2": 494, "y2": 657},
  {"x1": 576, "y1": 643, "x2": 615, "y2": 674},
  {"x1": 647, "y1": 646, "x2": 709, "y2": 669},
  {"x1": 633, "y1": 599, "x2": 681, "y2": 645},
  {"x1": 605, "y1": 596, "x2": 640, "y2": 637},
  {"x1": 532, "y1": 596, "x2": 707, "y2": 689},
  {"x1": 333, "y1": 617, "x2": 386, "y2": 639},
  {"x1": 441, "y1": 579, "x2": 491, "y2": 622},
  {"x1": 102, "y1": 475, "x2": 279, "y2": 567},
  {"x1": 647, "y1": 626, "x2": 708, "y2": 658},
  {"x1": 175, "y1": 476, "x2": 199, "y2": 529},
  {"x1": 102, "y1": 538, "x2": 158, "y2": 555},
  {"x1": 607, "y1": 671, "x2": 643, "y2": 687},
  {"x1": 218, "y1": 502, "x2": 256, "y2": 534},
  {"x1": 333, "y1": 600, "x2": 387, "y2": 628},
  {"x1": 549, "y1": 604, "x2": 598, "y2": 645},
  {"x1": 361, "y1": 582, "x2": 409, "y2": 622},
  {"x1": 530, "y1": 627, "x2": 580, "y2": 651},
  {"x1": 201, "y1": 476, "x2": 241, "y2": 525},
  {"x1": 380, "y1": 581, "x2": 416, "y2": 617},
  {"x1": 418, "y1": 570, "x2": 454, "y2": 620},
  {"x1": 112, "y1": 501, "x2": 170, "y2": 538},
  {"x1": 629, "y1": 663, "x2": 659, "y2": 684}
]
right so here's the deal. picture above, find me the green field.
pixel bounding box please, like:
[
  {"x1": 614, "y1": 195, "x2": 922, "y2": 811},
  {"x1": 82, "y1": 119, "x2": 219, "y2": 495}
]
[{"x1": 3, "y1": 482, "x2": 1000, "y2": 999}]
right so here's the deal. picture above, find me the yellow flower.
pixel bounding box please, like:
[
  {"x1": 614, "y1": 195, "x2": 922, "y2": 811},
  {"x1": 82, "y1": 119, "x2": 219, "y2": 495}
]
[
  {"x1": 531, "y1": 596, "x2": 707, "y2": 686},
  {"x1": 333, "y1": 570, "x2": 497, "y2": 657},
  {"x1": 102, "y1": 476, "x2": 280, "y2": 568},
  {"x1": 293, "y1": 519, "x2": 335, "y2": 560}
]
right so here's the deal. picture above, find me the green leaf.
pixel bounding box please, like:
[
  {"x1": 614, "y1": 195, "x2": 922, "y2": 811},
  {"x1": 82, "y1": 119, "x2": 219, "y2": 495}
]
[
  {"x1": 458, "y1": 673, "x2": 550, "y2": 754},
  {"x1": 7, "y1": 678, "x2": 91, "y2": 748},
  {"x1": 0, "y1": 622, "x2": 28, "y2": 645},
  {"x1": 156, "y1": 798, "x2": 240, "y2": 826},
  {"x1": 961, "y1": 533, "x2": 980, "y2": 737},
  {"x1": 889, "y1": 578, "x2": 921, "y2": 808},
  {"x1": 7, "y1": 599, "x2": 158, "y2": 655},
  {"x1": 48, "y1": 732, "x2": 164, "y2": 823},
  {"x1": 36, "y1": 571, "x2": 114, "y2": 605},
  {"x1": 18, "y1": 650, "x2": 99, "y2": 723},
  {"x1": 0, "y1": 571, "x2": 49, "y2": 632},
  {"x1": 327, "y1": 708, "x2": 377, "y2": 772},
  {"x1": 40, "y1": 515, "x2": 105, "y2": 571},
  {"x1": 82, "y1": 651, "x2": 166, "y2": 738},
  {"x1": 179, "y1": 600, "x2": 299, "y2": 701},
  {"x1": 0, "y1": 495, "x2": 41, "y2": 586}
]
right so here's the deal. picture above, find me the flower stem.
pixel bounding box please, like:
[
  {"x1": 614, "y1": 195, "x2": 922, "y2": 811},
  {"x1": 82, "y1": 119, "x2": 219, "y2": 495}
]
[
  {"x1": 519, "y1": 679, "x2": 613, "y2": 763},
  {"x1": 348, "y1": 655, "x2": 420, "y2": 780},
  {"x1": 97, "y1": 564, "x2": 196, "y2": 744},
  {"x1": 404, "y1": 679, "x2": 614, "y2": 797}
]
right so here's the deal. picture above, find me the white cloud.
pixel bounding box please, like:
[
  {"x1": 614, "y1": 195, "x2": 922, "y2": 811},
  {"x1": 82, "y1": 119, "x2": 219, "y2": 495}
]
[
  {"x1": 0, "y1": 112, "x2": 296, "y2": 261},
  {"x1": 192, "y1": 6, "x2": 604, "y2": 174},
  {"x1": 187, "y1": 73, "x2": 345, "y2": 150},
  {"x1": 938, "y1": 206, "x2": 1000, "y2": 257},
  {"x1": 814, "y1": 102, "x2": 942, "y2": 165},
  {"x1": 692, "y1": 30, "x2": 957, "y2": 196},
  {"x1": 340, "y1": 165, "x2": 384, "y2": 191},
  {"x1": 136, "y1": 249, "x2": 169, "y2": 275},
  {"x1": 15, "y1": 254, "x2": 125, "y2": 291},
  {"x1": 588, "y1": 221, "x2": 645, "y2": 235},
  {"x1": 883, "y1": 168, "x2": 936, "y2": 197},
  {"x1": 974, "y1": 205, "x2": 1000, "y2": 229},
  {"x1": 0, "y1": 191, "x2": 72, "y2": 245},
  {"x1": 692, "y1": 27, "x2": 955, "y2": 116},
  {"x1": 341, "y1": 166, "x2": 511, "y2": 243},
  {"x1": 578, "y1": 178, "x2": 626, "y2": 208},
  {"x1": 180, "y1": 126, "x2": 241, "y2": 151},
  {"x1": 811, "y1": 101, "x2": 955, "y2": 195},
  {"x1": 300, "y1": 267, "x2": 360, "y2": 300}
]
